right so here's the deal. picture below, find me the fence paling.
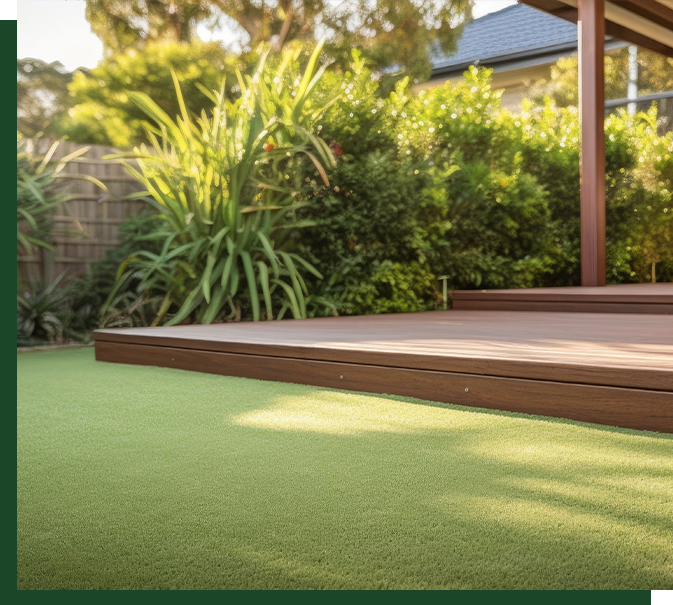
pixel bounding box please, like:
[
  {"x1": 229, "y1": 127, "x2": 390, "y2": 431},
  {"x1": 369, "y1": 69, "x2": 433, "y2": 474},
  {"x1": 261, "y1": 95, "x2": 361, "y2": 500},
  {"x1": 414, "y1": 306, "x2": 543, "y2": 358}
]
[{"x1": 18, "y1": 140, "x2": 147, "y2": 286}]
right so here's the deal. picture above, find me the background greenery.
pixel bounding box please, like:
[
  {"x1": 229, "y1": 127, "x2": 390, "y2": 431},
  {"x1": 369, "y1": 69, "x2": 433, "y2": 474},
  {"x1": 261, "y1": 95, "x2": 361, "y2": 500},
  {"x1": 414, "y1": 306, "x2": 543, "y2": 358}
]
[
  {"x1": 16, "y1": 1, "x2": 673, "y2": 340},
  {"x1": 290, "y1": 60, "x2": 672, "y2": 316},
  {"x1": 525, "y1": 46, "x2": 673, "y2": 109}
]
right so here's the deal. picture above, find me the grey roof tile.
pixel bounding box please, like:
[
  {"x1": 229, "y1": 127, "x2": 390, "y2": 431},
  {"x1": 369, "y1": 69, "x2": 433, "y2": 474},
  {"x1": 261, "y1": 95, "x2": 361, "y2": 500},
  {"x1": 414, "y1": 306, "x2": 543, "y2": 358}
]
[{"x1": 431, "y1": 3, "x2": 578, "y2": 71}]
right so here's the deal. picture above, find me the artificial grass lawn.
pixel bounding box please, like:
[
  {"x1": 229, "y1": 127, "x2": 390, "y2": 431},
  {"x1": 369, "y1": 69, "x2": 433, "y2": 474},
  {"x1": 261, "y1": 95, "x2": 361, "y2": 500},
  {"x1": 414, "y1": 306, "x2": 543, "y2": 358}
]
[{"x1": 17, "y1": 348, "x2": 673, "y2": 590}]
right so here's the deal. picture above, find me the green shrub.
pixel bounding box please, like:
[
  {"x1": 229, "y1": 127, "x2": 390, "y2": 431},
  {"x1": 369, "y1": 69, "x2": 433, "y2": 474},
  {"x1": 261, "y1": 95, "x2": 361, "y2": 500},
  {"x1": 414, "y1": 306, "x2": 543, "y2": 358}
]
[
  {"x1": 340, "y1": 260, "x2": 439, "y2": 315},
  {"x1": 620, "y1": 109, "x2": 673, "y2": 283},
  {"x1": 63, "y1": 211, "x2": 167, "y2": 332},
  {"x1": 17, "y1": 273, "x2": 70, "y2": 344},
  {"x1": 17, "y1": 134, "x2": 108, "y2": 337},
  {"x1": 76, "y1": 53, "x2": 670, "y2": 325},
  {"x1": 293, "y1": 61, "x2": 555, "y2": 315},
  {"x1": 516, "y1": 100, "x2": 673, "y2": 284},
  {"x1": 402, "y1": 68, "x2": 554, "y2": 289},
  {"x1": 292, "y1": 59, "x2": 672, "y2": 316}
]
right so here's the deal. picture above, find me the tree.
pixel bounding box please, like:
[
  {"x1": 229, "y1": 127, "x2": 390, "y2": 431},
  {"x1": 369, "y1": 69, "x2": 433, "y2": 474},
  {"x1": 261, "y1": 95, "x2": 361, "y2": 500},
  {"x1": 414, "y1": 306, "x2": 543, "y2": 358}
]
[
  {"x1": 17, "y1": 58, "x2": 72, "y2": 137},
  {"x1": 85, "y1": 0, "x2": 213, "y2": 55},
  {"x1": 85, "y1": 0, "x2": 473, "y2": 81},
  {"x1": 526, "y1": 46, "x2": 673, "y2": 107},
  {"x1": 319, "y1": 0, "x2": 473, "y2": 81},
  {"x1": 56, "y1": 40, "x2": 244, "y2": 148}
]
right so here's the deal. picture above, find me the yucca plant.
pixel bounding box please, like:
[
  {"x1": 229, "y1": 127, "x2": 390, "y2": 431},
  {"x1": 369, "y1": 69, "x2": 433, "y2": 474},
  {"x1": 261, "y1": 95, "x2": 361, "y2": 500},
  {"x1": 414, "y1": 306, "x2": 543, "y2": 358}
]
[
  {"x1": 104, "y1": 43, "x2": 337, "y2": 325},
  {"x1": 17, "y1": 273, "x2": 70, "y2": 344}
]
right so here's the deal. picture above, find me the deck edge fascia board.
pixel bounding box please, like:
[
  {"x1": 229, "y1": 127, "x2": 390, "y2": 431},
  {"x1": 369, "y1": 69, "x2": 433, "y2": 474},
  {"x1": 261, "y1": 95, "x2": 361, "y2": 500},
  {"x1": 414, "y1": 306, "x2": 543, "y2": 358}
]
[
  {"x1": 452, "y1": 293, "x2": 673, "y2": 303},
  {"x1": 451, "y1": 286, "x2": 673, "y2": 303},
  {"x1": 93, "y1": 331, "x2": 673, "y2": 392},
  {"x1": 95, "y1": 341, "x2": 673, "y2": 434}
]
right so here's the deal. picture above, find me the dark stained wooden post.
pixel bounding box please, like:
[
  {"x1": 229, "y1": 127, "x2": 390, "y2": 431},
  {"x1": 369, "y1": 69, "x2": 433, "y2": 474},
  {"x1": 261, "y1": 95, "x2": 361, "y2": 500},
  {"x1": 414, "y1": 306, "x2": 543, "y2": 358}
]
[{"x1": 578, "y1": 0, "x2": 606, "y2": 286}]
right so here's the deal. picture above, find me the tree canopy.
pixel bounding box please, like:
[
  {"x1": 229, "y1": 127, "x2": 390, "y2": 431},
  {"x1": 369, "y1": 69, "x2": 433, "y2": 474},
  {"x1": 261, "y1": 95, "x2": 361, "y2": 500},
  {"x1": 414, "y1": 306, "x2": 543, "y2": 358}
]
[
  {"x1": 84, "y1": 0, "x2": 473, "y2": 81},
  {"x1": 55, "y1": 40, "x2": 241, "y2": 148},
  {"x1": 17, "y1": 58, "x2": 72, "y2": 138},
  {"x1": 85, "y1": 0, "x2": 211, "y2": 53},
  {"x1": 526, "y1": 46, "x2": 673, "y2": 107}
]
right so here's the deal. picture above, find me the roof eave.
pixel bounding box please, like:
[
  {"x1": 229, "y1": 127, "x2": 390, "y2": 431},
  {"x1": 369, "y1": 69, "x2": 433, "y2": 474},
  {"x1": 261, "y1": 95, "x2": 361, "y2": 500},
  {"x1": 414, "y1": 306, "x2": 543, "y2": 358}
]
[
  {"x1": 431, "y1": 41, "x2": 579, "y2": 77},
  {"x1": 431, "y1": 38, "x2": 628, "y2": 78}
]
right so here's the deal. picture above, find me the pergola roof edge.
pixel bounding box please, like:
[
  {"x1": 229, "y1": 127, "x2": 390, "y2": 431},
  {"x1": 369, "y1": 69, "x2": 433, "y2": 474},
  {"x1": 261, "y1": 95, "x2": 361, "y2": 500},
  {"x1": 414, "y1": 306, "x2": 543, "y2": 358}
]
[{"x1": 520, "y1": 0, "x2": 673, "y2": 57}]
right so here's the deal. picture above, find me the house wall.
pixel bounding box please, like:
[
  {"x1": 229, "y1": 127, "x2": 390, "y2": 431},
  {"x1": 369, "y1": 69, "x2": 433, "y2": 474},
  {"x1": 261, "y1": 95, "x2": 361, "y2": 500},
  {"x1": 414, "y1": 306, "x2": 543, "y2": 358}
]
[{"x1": 414, "y1": 62, "x2": 554, "y2": 110}]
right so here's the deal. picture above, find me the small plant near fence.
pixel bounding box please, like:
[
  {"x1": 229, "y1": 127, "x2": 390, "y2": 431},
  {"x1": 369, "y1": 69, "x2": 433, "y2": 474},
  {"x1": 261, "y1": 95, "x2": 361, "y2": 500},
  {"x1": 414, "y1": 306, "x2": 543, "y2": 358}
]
[
  {"x1": 17, "y1": 135, "x2": 106, "y2": 256},
  {"x1": 17, "y1": 136, "x2": 108, "y2": 345}
]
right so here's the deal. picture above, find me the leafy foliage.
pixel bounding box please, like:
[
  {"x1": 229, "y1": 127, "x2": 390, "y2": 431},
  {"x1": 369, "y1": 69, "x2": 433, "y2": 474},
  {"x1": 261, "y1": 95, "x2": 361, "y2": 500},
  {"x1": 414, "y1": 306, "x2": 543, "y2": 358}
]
[
  {"x1": 17, "y1": 273, "x2": 71, "y2": 344},
  {"x1": 290, "y1": 58, "x2": 672, "y2": 316},
  {"x1": 17, "y1": 136, "x2": 107, "y2": 256},
  {"x1": 294, "y1": 61, "x2": 554, "y2": 315},
  {"x1": 17, "y1": 137, "x2": 109, "y2": 344},
  {"x1": 526, "y1": 46, "x2": 673, "y2": 108},
  {"x1": 64, "y1": 211, "x2": 167, "y2": 331},
  {"x1": 24, "y1": 49, "x2": 671, "y2": 333},
  {"x1": 340, "y1": 260, "x2": 440, "y2": 315},
  {"x1": 83, "y1": 1, "x2": 473, "y2": 82},
  {"x1": 613, "y1": 108, "x2": 673, "y2": 282},
  {"x1": 317, "y1": 0, "x2": 473, "y2": 82},
  {"x1": 85, "y1": 0, "x2": 212, "y2": 53},
  {"x1": 57, "y1": 40, "x2": 243, "y2": 148},
  {"x1": 17, "y1": 58, "x2": 72, "y2": 138},
  {"x1": 400, "y1": 68, "x2": 553, "y2": 289},
  {"x1": 516, "y1": 99, "x2": 673, "y2": 284},
  {"x1": 104, "y1": 43, "x2": 336, "y2": 325}
]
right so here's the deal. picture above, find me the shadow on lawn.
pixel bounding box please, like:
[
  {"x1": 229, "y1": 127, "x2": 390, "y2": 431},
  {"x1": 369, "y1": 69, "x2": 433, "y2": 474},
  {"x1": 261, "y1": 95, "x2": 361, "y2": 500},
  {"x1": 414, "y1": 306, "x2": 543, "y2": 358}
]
[{"x1": 215, "y1": 388, "x2": 673, "y2": 589}]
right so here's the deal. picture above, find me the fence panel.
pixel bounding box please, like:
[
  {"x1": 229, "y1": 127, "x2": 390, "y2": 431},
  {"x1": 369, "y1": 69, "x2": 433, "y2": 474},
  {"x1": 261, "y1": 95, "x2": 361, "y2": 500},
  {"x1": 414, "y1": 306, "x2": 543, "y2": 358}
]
[{"x1": 18, "y1": 140, "x2": 148, "y2": 287}]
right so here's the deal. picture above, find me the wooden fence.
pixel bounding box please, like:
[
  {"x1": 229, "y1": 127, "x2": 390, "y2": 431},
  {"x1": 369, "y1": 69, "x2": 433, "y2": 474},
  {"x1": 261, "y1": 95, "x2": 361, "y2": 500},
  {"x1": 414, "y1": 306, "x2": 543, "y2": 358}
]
[{"x1": 18, "y1": 140, "x2": 148, "y2": 287}]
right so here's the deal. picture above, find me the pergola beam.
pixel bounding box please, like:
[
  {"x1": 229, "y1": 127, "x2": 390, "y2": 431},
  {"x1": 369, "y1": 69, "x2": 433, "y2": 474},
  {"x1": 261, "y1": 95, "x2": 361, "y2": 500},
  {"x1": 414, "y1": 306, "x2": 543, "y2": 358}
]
[
  {"x1": 578, "y1": 0, "x2": 606, "y2": 286},
  {"x1": 522, "y1": 0, "x2": 673, "y2": 57}
]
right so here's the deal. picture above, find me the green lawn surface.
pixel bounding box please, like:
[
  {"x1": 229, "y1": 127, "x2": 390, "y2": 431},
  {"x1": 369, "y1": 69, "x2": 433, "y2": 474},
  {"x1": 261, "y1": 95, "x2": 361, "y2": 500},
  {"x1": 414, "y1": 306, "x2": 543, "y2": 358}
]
[{"x1": 17, "y1": 348, "x2": 673, "y2": 589}]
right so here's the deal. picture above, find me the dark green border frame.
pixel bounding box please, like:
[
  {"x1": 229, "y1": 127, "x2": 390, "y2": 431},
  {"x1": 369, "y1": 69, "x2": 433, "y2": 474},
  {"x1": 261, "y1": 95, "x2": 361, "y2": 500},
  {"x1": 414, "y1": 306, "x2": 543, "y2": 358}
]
[{"x1": 9, "y1": 8, "x2": 19, "y2": 595}]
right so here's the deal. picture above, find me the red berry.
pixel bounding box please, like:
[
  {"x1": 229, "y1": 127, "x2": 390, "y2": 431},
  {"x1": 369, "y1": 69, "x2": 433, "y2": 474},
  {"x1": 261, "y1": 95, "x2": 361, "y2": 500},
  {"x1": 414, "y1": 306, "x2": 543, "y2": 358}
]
[{"x1": 329, "y1": 141, "x2": 343, "y2": 157}]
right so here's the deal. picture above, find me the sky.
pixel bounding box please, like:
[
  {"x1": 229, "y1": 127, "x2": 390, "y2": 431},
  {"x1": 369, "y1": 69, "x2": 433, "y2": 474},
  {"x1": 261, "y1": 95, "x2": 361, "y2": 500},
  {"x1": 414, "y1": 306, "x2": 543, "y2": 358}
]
[{"x1": 17, "y1": 0, "x2": 518, "y2": 71}]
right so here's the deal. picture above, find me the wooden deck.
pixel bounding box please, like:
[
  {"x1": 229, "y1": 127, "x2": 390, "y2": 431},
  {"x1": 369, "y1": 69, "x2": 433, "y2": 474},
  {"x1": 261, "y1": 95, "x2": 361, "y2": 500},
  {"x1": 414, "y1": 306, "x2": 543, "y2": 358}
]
[
  {"x1": 94, "y1": 309, "x2": 673, "y2": 433},
  {"x1": 452, "y1": 282, "x2": 673, "y2": 314}
]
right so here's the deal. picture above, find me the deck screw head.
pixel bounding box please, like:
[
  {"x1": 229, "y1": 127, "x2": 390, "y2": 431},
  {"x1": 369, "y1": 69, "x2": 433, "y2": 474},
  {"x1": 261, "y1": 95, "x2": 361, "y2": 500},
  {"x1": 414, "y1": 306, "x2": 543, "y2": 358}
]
[
  {"x1": 340, "y1": 375, "x2": 343, "y2": 379},
  {"x1": 465, "y1": 388, "x2": 469, "y2": 392}
]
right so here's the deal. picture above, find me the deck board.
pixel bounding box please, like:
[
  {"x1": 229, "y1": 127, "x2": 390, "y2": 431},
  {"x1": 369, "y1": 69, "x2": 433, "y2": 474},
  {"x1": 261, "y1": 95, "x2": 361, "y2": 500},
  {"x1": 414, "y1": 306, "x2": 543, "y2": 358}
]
[
  {"x1": 452, "y1": 282, "x2": 673, "y2": 313},
  {"x1": 94, "y1": 310, "x2": 673, "y2": 433}
]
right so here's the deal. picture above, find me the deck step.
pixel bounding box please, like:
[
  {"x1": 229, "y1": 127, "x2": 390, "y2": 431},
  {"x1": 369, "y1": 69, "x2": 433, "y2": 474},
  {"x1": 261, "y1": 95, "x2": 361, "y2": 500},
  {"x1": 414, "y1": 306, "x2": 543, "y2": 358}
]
[
  {"x1": 452, "y1": 283, "x2": 673, "y2": 314},
  {"x1": 94, "y1": 309, "x2": 673, "y2": 433}
]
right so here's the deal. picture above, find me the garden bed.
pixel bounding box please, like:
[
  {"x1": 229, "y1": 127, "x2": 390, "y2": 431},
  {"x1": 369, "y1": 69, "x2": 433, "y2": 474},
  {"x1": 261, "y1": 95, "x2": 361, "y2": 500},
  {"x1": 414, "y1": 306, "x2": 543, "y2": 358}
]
[{"x1": 17, "y1": 343, "x2": 93, "y2": 353}]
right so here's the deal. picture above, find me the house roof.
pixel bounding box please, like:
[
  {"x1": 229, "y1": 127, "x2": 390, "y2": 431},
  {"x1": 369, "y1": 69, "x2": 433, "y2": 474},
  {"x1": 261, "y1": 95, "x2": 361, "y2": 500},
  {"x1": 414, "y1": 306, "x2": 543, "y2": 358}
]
[{"x1": 430, "y1": 3, "x2": 579, "y2": 76}]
